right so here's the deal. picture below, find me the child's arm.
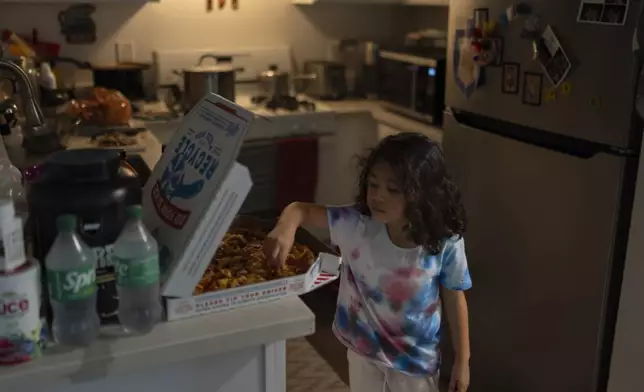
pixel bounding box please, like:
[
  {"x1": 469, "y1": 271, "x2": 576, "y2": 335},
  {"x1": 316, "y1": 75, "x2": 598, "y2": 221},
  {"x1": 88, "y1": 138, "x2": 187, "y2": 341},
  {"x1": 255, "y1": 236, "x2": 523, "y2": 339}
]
[
  {"x1": 274, "y1": 202, "x2": 329, "y2": 233},
  {"x1": 441, "y1": 288, "x2": 470, "y2": 364},
  {"x1": 264, "y1": 202, "x2": 328, "y2": 266},
  {"x1": 438, "y1": 238, "x2": 472, "y2": 392}
]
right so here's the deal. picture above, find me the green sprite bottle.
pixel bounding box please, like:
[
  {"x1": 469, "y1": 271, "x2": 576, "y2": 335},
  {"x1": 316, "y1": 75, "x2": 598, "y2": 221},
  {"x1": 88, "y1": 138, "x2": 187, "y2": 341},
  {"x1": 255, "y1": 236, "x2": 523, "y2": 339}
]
[{"x1": 45, "y1": 214, "x2": 100, "y2": 346}]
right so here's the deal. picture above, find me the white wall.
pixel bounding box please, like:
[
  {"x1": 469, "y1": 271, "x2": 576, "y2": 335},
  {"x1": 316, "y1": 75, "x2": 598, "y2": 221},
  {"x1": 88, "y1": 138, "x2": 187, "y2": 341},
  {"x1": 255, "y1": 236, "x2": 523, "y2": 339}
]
[
  {"x1": 0, "y1": 1, "x2": 448, "y2": 86},
  {"x1": 0, "y1": 1, "x2": 402, "y2": 65}
]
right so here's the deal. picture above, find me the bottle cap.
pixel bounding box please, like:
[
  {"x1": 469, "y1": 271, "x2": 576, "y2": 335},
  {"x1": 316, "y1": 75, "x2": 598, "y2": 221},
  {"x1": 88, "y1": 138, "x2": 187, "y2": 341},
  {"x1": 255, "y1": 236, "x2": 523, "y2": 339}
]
[
  {"x1": 56, "y1": 214, "x2": 77, "y2": 232},
  {"x1": 0, "y1": 199, "x2": 15, "y2": 223},
  {"x1": 126, "y1": 205, "x2": 142, "y2": 219}
]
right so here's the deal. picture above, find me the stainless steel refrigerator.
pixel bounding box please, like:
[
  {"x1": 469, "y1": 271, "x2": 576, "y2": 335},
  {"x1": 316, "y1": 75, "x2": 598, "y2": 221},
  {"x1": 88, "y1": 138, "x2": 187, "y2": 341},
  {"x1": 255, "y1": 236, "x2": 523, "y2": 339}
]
[{"x1": 442, "y1": 1, "x2": 644, "y2": 391}]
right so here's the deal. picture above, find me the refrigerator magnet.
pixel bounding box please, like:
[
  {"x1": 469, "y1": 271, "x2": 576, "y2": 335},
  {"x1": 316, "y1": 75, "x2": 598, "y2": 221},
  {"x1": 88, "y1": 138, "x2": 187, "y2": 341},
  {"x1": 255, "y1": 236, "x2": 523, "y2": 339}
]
[
  {"x1": 521, "y1": 15, "x2": 542, "y2": 39},
  {"x1": 473, "y1": 8, "x2": 490, "y2": 31},
  {"x1": 492, "y1": 37, "x2": 504, "y2": 66},
  {"x1": 453, "y1": 29, "x2": 481, "y2": 98},
  {"x1": 544, "y1": 87, "x2": 557, "y2": 103},
  {"x1": 537, "y1": 25, "x2": 572, "y2": 88},
  {"x1": 577, "y1": 0, "x2": 629, "y2": 26},
  {"x1": 501, "y1": 62, "x2": 520, "y2": 94},
  {"x1": 522, "y1": 72, "x2": 543, "y2": 106},
  {"x1": 559, "y1": 81, "x2": 573, "y2": 96}
]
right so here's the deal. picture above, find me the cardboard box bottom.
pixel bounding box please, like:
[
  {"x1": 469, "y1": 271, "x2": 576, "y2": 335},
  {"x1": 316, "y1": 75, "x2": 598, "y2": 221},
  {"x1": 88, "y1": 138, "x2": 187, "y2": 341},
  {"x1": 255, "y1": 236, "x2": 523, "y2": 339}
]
[{"x1": 165, "y1": 253, "x2": 340, "y2": 321}]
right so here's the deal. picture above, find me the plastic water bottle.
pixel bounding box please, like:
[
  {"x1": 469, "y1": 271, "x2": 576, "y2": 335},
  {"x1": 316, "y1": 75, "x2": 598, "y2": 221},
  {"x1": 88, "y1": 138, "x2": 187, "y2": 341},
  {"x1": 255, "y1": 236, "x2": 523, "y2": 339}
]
[
  {"x1": 45, "y1": 214, "x2": 100, "y2": 346},
  {"x1": 114, "y1": 205, "x2": 162, "y2": 334}
]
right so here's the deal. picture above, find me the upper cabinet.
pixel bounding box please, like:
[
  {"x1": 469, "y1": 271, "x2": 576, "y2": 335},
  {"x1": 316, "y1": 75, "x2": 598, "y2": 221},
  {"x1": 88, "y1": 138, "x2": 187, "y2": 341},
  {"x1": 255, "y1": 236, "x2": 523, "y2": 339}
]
[{"x1": 293, "y1": 0, "x2": 447, "y2": 4}]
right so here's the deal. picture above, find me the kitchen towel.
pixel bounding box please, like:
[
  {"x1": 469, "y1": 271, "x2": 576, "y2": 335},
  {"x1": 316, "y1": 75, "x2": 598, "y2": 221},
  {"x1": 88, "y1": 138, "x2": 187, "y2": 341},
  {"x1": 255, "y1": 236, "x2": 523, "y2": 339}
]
[{"x1": 275, "y1": 137, "x2": 318, "y2": 212}]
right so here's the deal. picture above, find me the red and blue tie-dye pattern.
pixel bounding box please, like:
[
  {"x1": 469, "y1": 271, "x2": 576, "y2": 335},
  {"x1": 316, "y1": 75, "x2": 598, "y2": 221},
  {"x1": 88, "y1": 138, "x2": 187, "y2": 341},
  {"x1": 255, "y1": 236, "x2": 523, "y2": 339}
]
[{"x1": 327, "y1": 206, "x2": 472, "y2": 376}]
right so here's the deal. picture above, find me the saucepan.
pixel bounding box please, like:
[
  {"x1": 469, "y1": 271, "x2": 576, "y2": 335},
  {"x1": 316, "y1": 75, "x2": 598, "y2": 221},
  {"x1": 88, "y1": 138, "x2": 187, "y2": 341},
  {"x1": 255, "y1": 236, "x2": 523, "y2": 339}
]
[{"x1": 173, "y1": 54, "x2": 245, "y2": 113}]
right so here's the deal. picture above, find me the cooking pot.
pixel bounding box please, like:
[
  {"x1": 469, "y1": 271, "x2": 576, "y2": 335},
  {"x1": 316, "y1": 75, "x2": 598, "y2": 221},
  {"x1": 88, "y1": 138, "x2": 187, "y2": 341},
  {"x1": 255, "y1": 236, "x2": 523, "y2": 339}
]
[
  {"x1": 257, "y1": 64, "x2": 317, "y2": 99},
  {"x1": 257, "y1": 64, "x2": 291, "y2": 98},
  {"x1": 174, "y1": 54, "x2": 243, "y2": 113}
]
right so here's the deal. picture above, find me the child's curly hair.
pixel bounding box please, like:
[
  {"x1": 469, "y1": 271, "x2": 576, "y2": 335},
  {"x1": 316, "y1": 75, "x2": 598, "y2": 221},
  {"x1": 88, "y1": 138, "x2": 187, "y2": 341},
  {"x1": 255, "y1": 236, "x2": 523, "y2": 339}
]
[{"x1": 355, "y1": 132, "x2": 467, "y2": 254}]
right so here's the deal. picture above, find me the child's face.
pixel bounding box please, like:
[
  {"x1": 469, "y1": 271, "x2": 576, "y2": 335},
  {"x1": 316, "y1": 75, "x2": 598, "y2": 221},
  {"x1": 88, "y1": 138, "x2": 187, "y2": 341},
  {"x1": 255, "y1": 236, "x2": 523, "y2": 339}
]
[{"x1": 366, "y1": 162, "x2": 407, "y2": 225}]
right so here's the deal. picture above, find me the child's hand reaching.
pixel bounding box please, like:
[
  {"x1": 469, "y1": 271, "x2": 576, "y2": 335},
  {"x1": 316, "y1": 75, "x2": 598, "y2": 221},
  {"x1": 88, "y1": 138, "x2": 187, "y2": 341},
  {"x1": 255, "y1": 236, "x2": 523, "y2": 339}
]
[
  {"x1": 263, "y1": 225, "x2": 295, "y2": 268},
  {"x1": 449, "y1": 361, "x2": 470, "y2": 392}
]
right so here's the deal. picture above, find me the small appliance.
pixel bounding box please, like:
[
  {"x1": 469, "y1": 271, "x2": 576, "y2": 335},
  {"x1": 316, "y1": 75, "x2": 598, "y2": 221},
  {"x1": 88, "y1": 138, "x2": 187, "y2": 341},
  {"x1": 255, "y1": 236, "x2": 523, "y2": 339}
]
[{"x1": 376, "y1": 47, "x2": 446, "y2": 125}]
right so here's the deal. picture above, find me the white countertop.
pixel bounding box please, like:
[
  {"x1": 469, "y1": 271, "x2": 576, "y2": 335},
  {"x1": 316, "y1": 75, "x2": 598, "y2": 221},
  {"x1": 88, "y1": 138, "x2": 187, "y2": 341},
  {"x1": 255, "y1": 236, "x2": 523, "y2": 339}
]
[
  {"x1": 66, "y1": 129, "x2": 163, "y2": 171},
  {"x1": 0, "y1": 296, "x2": 315, "y2": 390},
  {"x1": 142, "y1": 91, "x2": 442, "y2": 146},
  {"x1": 319, "y1": 99, "x2": 443, "y2": 144},
  {"x1": 2, "y1": 128, "x2": 163, "y2": 172}
]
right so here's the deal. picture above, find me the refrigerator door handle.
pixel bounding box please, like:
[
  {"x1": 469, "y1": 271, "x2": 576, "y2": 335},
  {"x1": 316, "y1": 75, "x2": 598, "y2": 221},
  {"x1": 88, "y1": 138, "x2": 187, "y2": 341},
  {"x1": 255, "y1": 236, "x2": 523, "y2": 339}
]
[{"x1": 446, "y1": 107, "x2": 639, "y2": 159}]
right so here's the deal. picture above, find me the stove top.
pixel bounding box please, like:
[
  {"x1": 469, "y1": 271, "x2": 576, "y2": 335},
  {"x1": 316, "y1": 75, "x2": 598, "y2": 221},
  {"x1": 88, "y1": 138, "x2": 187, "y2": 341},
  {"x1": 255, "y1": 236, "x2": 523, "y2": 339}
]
[{"x1": 251, "y1": 95, "x2": 317, "y2": 113}]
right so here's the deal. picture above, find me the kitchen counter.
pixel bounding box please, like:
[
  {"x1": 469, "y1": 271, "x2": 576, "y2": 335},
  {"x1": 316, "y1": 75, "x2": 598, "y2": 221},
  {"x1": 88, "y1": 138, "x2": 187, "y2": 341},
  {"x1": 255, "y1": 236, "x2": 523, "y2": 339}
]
[
  {"x1": 4, "y1": 129, "x2": 163, "y2": 172},
  {"x1": 1, "y1": 131, "x2": 315, "y2": 392},
  {"x1": 319, "y1": 99, "x2": 443, "y2": 144},
  {"x1": 0, "y1": 297, "x2": 314, "y2": 392}
]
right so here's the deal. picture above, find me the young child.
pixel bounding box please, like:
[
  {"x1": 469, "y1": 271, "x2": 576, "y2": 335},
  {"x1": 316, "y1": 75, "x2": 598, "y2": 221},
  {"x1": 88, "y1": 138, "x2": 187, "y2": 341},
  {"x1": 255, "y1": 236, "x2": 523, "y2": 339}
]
[{"x1": 264, "y1": 132, "x2": 472, "y2": 392}]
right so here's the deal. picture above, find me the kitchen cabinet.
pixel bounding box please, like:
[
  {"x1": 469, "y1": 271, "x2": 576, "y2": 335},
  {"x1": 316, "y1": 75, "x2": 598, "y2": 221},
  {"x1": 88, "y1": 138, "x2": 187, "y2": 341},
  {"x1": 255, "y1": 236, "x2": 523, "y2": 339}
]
[
  {"x1": 377, "y1": 118, "x2": 443, "y2": 144},
  {"x1": 378, "y1": 122, "x2": 402, "y2": 140},
  {"x1": 402, "y1": 0, "x2": 449, "y2": 5}
]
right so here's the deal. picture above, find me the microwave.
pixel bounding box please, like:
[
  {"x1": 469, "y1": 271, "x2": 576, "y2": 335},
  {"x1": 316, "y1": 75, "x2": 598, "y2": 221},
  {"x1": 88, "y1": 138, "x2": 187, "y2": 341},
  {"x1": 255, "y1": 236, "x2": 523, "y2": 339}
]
[{"x1": 376, "y1": 49, "x2": 446, "y2": 126}]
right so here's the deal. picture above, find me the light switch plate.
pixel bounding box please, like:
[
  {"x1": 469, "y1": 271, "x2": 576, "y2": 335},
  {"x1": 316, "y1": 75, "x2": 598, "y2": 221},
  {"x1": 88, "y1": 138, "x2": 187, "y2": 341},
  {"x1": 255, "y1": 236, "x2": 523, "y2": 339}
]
[{"x1": 115, "y1": 42, "x2": 136, "y2": 63}]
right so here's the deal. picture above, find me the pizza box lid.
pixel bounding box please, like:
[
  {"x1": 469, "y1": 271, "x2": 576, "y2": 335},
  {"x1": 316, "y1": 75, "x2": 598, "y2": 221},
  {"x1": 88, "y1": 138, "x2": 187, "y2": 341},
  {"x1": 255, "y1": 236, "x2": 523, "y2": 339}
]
[{"x1": 142, "y1": 93, "x2": 255, "y2": 297}]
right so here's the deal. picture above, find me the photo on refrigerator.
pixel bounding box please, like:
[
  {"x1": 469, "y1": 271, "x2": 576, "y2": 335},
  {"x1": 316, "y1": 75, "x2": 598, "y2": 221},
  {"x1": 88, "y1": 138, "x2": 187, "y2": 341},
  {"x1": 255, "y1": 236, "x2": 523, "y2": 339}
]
[
  {"x1": 537, "y1": 26, "x2": 572, "y2": 88},
  {"x1": 501, "y1": 62, "x2": 520, "y2": 94},
  {"x1": 522, "y1": 72, "x2": 543, "y2": 106},
  {"x1": 577, "y1": 0, "x2": 630, "y2": 25}
]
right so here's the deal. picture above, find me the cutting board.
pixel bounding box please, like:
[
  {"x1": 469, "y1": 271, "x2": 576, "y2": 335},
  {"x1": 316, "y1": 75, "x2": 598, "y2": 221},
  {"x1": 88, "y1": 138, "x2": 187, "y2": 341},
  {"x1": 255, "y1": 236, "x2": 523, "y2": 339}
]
[{"x1": 155, "y1": 45, "x2": 292, "y2": 86}]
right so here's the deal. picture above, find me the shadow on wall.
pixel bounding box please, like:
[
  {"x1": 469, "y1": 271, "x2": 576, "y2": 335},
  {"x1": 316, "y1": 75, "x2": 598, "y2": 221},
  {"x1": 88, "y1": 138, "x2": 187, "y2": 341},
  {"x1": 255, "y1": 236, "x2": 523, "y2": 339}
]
[
  {"x1": 293, "y1": 3, "x2": 399, "y2": 41},
  {"x1": 295, "y1": 2, "x2": 449, "y2": 41},
  {"x1": 0, "y1": 0, "x2": 448, "y2": 82},
  {"x1": 0, "y1": 1, "x2": 399, "y2": 64},
  {"x1": 0, "y1": 3, "x2": 146, "y2": 62}
]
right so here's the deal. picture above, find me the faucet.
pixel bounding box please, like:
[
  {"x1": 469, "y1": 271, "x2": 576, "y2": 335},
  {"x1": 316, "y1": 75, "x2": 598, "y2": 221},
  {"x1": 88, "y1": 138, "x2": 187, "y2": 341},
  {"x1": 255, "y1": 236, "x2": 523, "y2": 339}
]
[
  {"x1": 0, "y1": 59, "x2": 61, "y2": 153},
  {"x1": 0, "y1": 59, "x2": 46, "y2": 132}
]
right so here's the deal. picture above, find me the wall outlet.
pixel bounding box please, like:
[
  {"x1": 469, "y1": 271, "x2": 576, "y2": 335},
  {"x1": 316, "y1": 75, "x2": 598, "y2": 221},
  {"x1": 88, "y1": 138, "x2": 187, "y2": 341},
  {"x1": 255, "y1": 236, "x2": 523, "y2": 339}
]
[{"x1": 115, "y1": 42, "x2": 135, "y2": 63}]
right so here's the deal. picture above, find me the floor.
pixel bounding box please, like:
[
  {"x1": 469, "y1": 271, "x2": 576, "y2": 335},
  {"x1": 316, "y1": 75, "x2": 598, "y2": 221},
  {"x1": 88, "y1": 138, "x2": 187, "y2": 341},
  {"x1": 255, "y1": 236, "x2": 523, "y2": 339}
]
[
  {"x1": 299, "y1": 283, "x2": 351, "y2": 384},
  {"x1": 287, "y1": 338, "x2": 349, "y2": 392}
]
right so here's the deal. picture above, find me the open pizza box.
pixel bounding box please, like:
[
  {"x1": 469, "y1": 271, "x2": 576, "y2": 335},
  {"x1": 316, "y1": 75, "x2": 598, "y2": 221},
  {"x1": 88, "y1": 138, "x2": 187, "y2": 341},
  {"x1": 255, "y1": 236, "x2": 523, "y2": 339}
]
[
  {"x1": 141, "y1": 93, "x2": 341, "y2": 322},
  {"x1": 165, "y1": 216, "x2": 341, "y2": 321}
]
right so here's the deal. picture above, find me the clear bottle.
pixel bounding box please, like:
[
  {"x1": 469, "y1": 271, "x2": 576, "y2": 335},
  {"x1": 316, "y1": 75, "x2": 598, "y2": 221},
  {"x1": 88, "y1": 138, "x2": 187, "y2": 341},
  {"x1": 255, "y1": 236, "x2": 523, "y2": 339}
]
[
  {"x1": 114, "y1": 205, "x2": 162, "y2": 334},
  {"x1": 0, "y1": 160, "x2": 27, "y2": 223},
  {"x1": 45, "y1": 214, "x2": 100, "y2": 346}
]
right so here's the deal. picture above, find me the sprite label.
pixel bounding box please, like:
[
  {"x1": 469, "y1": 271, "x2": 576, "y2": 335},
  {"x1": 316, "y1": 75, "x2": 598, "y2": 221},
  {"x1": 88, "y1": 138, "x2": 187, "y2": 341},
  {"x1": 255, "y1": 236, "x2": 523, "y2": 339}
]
[
  {"x1": 115, "y1": 255, "x2": 160, "y2": 288},
  {"x1": 46, "y1": 264, "x2": 97, "y2": 302}
]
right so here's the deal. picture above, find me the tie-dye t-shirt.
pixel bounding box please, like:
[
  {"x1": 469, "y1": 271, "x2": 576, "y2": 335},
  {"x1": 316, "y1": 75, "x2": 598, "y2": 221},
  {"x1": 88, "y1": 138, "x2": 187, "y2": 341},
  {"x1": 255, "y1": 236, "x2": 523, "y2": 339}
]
[{"x1": 328, "y1": 206, "x2": 472, "y2": 376}]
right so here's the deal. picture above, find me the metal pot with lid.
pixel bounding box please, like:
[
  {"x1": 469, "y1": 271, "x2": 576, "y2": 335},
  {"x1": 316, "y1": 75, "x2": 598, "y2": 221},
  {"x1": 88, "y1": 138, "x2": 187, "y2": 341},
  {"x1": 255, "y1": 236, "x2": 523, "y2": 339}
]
[
  {"x1": 257, "y1": 64, "x2": 317, "y2": 99},
  {"x1": 257, "y1": 64, "x2": 291, "y2": 98},
  {"x1": 174, "y1": 54, "x2": 244, "y2": 112}
]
